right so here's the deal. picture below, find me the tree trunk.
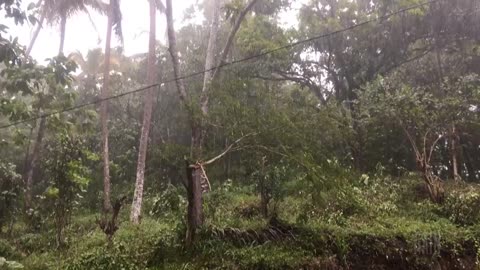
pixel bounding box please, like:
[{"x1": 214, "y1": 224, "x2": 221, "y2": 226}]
[
  {"x1": 423, "y1": 171, "x2": 445, "y2": 204},
  {"x1": 23, "y1": 117, "x2": 46, "y2": 213},
  {"x1": 26, "y1": 5, "x2": 46, "y2": 57},
  {"x1": 417, "y1": 158, "x2": 445, "y2": 203},
  {"x1": 185, "y1": 161, "x2": 203, "y2": 246},
  {"x1": 101, "y1": 0, "x2": 114, "y2": 214},
  {"x1": 59, "y1": 14, "x2": 67, "y2": 55},
  {"x1": 450, "y1": 124, "x2": 460, "y2": 182},
  {"x1": 130, "y1": 0, "x2": 157, "y2": 224},
  {"x1": 462, "y1": 142, "x2": 476, "y2": 182}
]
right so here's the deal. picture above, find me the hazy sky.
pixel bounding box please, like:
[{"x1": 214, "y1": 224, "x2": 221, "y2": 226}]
[{"x1": 5, "y1": 0, "x2": 304, "y2": 63}]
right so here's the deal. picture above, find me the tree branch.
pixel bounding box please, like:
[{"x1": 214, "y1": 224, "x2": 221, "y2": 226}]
[
  {"x1": 428, "y1": 133, "x2": 444, "y2": 164},
  {"x1": 202, "y1": 132, "x2": 257, "y2": 166},
  {"x1": 211, "y1": 0, "x2": 260, "y2": 82}
]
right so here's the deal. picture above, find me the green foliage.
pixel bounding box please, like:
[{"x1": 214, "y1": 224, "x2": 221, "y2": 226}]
[
  {"x1": 442, "y1": 185, "x2": 480, "y2": 226},
  {"x1": 149, "y1": 184, "x2": 186, "y2": 219},
  {"x1": 65, "y1": 243, "x2": 140, "y2": 270},
  {"x1": 0, "y1": 240, "x2": 19, "y2": 260},
  {"x1": 0, "y1": 162, "x2": 21, "y2": 232},
  {"x1": 1, "y1": 0, "x2": 480, "y2": 268},
  {"x1": 0, "y1": 257, "x2": 24, "y2": 269},
  {"x1": 17, "y1": 232, "x2": 53, "y2": 254}
]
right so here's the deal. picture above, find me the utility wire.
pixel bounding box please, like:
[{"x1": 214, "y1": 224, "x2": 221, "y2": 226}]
[{"x1": 0, "y1": 0, "x2": 437, "y2": 130}]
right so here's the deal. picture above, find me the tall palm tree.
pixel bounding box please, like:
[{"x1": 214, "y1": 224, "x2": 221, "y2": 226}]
[
  {"x1": 130, "y1": 0, "x2": 164, "y2": 224},
  {"x1": 26, "y1": 0, "x2": 107, "y2": 56},
  {"x1": 101, "y1": 0, "x2": 123, "y2": 214}
]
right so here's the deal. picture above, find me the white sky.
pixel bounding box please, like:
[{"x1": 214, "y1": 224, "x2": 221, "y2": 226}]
[{"x1": 5, "y1": 0, "x2": 305, "y2": 64}]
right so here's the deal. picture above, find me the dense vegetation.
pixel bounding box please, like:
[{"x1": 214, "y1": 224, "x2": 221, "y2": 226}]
[{"x1": 1, "y1": 0, "x2": 480, "y2": 269}]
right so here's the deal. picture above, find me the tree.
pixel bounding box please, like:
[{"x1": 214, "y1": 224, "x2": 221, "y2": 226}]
[
  {"x1": 26, "y1": 0, "x2": 107, "y2": 56},
  {"x1": 165, "y1": 0, "x2": 260, "y2": 246},
  {"x1": 130, "y1": 0, "x2": 164, "y2": 224},
  {"x1": 100, "y1": 0, "x2": 122, "y2": 214}
]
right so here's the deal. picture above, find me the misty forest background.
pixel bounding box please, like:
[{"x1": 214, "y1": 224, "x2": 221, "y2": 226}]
[{"x1": 1, "y1": 0, "x2": 480, "y2": 269}]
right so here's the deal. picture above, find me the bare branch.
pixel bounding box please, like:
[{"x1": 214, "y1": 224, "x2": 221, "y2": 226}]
[
  {"x1": 211, "y1": 0, "x2": 260, "y2": 82},
  {"x1": 428, "y1": 133, "x2": 444, "y2": 164},
  {"x1": 202, "y1": 132, "x2": 257, "y2": 165}
]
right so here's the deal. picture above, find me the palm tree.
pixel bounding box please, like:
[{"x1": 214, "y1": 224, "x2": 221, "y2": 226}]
[
  {"x1": 26, "y1": 0, "x2": 107, "y2": 56},
  {"x1": 68, "y1": 48, "x2": 124, "y2": 77},
  {"x1": 130, "y1": 0, "x2": 164, "y2": 224},
  {"x1": 101, "y1": 0, "x2": 123, "y2": 214}
]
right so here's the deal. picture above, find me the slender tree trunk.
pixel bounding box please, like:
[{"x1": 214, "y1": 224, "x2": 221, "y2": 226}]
[
  {"x1": 259, "y1": 157, "x2": 269, "y2": 218},
  {"x1": 23, "y1": 117, "x2": 46, "y2": 212},
  {"x1": 451, "y1": 124, "x2": 460, "y2": 182},
  {"x1": 26, "y1": 5, "x2": 46, "y2": 57},
  {"x1": 59, "y1": 14, "x2": 67, "y2": 55},
  {"x1": 22, "y1": 126, "x2": 34, "y2": 178},
  {"x1": 462, "y1": 142, "x2": 476, "y2": 182},
  {"x1": 101, "y1": 0, "x2": 114, "y2": 214},
  {"x1": 130, "y1": 0, "x2": 157, "y2": 224}
]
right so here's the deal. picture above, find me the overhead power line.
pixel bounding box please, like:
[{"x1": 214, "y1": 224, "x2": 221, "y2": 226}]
[{"x1": 0, "y1": 0, "x2": 437, "y2": 130}]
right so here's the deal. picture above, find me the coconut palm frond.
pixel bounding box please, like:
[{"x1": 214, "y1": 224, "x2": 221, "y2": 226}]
[
  {"x1": 68, "y1": 50, "x2": 87, "y2": 67},
  {"x1": 86, "y1": 0, "x2": 109, "y2": 14}
]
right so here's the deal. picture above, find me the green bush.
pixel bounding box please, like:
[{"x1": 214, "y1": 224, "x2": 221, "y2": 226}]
[
  {"x1": 17, "y1": 233, "x2": 52, "y2": 254},
  {"x1": 0, "y1": 240, "x2": 18, "y2": 260},
  {"x1": 149, "y1": 185, "x2": 186, "y2": 219},
  {"x1": 21, "y1": 253, "x2": 56, "y2": 270},
  {"x1": 0, "y1": 257, "x2": 24, "y2": 269},
  {"x1": 443, "y1": 187, "x2": 480, "y2": 226},
  {"x1": 64, "y1": 244, "x2": 140, "y2": 270}
]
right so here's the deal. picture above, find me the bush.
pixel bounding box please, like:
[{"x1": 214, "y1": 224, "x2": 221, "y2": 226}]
[
  {"x1": 17, "y1": 233, "x2": 53, "y2": 254},
  {"x1": 149, "y1": 184, "x2": 186, "y2": 219},
  {"x1": 0, "y1": 257, "x2": 24, "y2": 269},
  {"x1": 0, "y1": 240, "x2": 18, "y2": 260},
  {"x1": 443, "y1": 186, "x2": 480, "y2": 226},
  {"x1": 64, "y1": 243, "x2": 140, "y2": 270},
  {"x1": 22, "y1": 253, "x2": 55, "y2": 270}
]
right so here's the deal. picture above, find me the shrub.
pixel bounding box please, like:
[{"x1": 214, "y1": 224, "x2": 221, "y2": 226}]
[
  {"x1": 0, "y1": 257, "x2": 24, "y2": 269},
  {"x1": 149, "y1": 185, "x2": 186, "y2": 219},
  {"x1": 17, "y1": 233, "x2": 53, "y2": 254},
  {"x1": 0, "y1": 240, "x2": 18, "y2": 260},
  {"x1": 443, "y1": 187, "x2": 480, "y2": 226},
  {"x1": 64, "y1": 243, "x2": 140, "y2": 270}
]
